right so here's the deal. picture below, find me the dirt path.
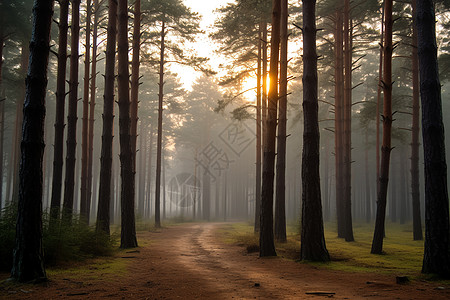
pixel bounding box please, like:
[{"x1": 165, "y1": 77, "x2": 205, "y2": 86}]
[{"x1": 1, "y1": 222, "x2": 450, "y2": 299}]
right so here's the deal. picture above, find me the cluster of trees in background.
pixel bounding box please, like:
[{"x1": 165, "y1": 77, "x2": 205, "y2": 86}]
[{"x1": 0, "y1": 0, "x2": 450, "y2": 282}]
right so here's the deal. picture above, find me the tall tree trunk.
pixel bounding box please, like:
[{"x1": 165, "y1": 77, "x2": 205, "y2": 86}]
[
  {"x1": 130, "y1": 0, "x2": 140, "y2": 173},
  {"x1": 0, "y1": 32, "x2": 5, "y2": 211},
  {"x1": 117, "y1": 0, "x2": 137, "y2": 249},
  {"x1": 254, "y1": 22, "x2": 263, "y2": 233},
  {"x1": 87, "y1": 0, "x2": 100, "y2": 223},
  {"x1": 417, "y1": 0, "x2": 450, "y2": 277},
  {"x1": 259, "y1": 0, "x2": 280, "y2": 258},
  {"x1": 11, "y1": 0, "x2": 54, "y2": 282},
  {"x1": 274, "y1": 0, "x2": 288, "y2": 243},
  {"x1": 300, "y1": 0, "x2": 330, "y2": 262},
  {"x1": 63, "y1": 0, "x2": 81, "y2": 222},
  {"x1": 10, "y1": 43, "x2": 28, "y2": 204},
  {"x1": 365, "y1": 128, "x2": 371, "y2": 223},
  {"x1": 411, "y1": 0, "x2": 423, "y2": 241},
  {"x1": 371, "y1": 0, "x2": 393, "y2": 254},
  {"x1": 146, "y1": 124, "x2": 153, "y2": 219},
  {"x1": 262, "y1": 22, "x2": 268, "y2": 149},
  {"x1": 96, "y1": 0, "x2": 117, "y2": 235},
  {"x1": 80, "y1": 0, "x2": 92, "y2": 223},
  {"x1": 49, "y1": 0, "x2": 69, "y2": 226},
  {"x1": 342, "y1": 0, "x2": 354, "y2": 242},
  {"x1": 155, "y1": 19, "x2": 166, "y2": 228},
  {"x1": 376, "y1": 5, "x2": 385, "y2": 196},
  {"x1": 138, "y1": 124, "x2": 146, "y2": 214},
  {"x1": 334, "y1": 6, "x2": 345, "y2": 237}
]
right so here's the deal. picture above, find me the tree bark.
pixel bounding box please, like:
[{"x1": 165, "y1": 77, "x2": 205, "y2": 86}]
[
  {"x1": 63, "y1": 0, "x2": 81, "y2": 223},
  {"x1": 117, "y1": 0, "x2": 137, "y2": 248},
  {"x1": 274, "y1": 0, "x2": 288, "y2": 243},
  {"x1": 259, "y1": 0, "x2": 280, "y2": 258},
  {"x1": 11, "y1": 0, "x2": 54, "y2": 282},
  {"x1": 87, "y1": 0, "x2": 100, "y2": 224},
  {"x1": 155, "y1": 19, "x2": 166, "y2": 228},
  {"x1": 0, "y1": 32, "x2": 4, "y2": 211},
  {"x1": 371, "y1": 0, "x2": 393, "y2": 255},
  {"x1": 254, "y1": 22, "x2": 263, "y2": 233},
  {"x1": 411, "y1": 0, "x2": 423, "y2": 241},
  {"x1": 130, "y1": 0, "x2": 140, "y2": 174},
  {"x1": 334, "y1": 6, "x2": 345, "y2": 238},
  {"x1": 49, "y1": 0, "x2": 69, "y2": 226},
  {"x1": 416, "y1": 0, "x2": 450, "y2": 277},
  {"x1": 96, "y1": 0, "x2": 117, "y2": 236},
  {"x1": 343, "y1": 0, "x2": 354, "y2": 242},
  {"x1": 10, "y1": 43, "x2": 28, "y2": 204},
  {"x1": 300, "y1": 0, "x2": 330, "y2": 262},
  {"x1": 80, "y1": 0, "x2": 92, "y2": 223}
]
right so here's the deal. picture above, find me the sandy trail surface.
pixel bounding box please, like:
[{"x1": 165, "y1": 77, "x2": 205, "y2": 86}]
[{"x1": 1, "y1": 222, "x2": 449, "y2": 299}]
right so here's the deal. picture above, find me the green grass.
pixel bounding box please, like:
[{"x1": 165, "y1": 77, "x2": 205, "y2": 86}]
[{"x1": 219, "y1": 221, "x2": 428, "y2": 277}]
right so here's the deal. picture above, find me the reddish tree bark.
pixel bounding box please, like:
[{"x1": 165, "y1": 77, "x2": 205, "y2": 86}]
[{"x1": 371, "y1": 0, "x2": 393, "y2": 255}]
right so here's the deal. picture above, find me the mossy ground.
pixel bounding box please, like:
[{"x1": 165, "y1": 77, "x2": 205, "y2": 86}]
[{"x1": 219, "y1": 221, "x2": 430, "y2": 278}]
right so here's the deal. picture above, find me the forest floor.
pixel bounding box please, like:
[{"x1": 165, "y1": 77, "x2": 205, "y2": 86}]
[{"x1": 1, "y1": 222, "x2": 450, "y2": 299}]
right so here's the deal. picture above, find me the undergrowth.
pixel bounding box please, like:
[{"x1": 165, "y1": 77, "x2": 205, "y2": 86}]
[{"x1": 0, "y1": 204, "x2": 118, "y2": 272}]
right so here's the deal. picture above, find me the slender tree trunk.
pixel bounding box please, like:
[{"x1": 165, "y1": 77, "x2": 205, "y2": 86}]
[
  {"x1": 300, "y1": 0, "x2": 330, "y2": 262},
  {"x1": 254, "y1": 22, "x2": 263, "y2": 233},
  {"x1": 342, "y1": 0, "x2": 354, "y2": 242},
  {"x1": 11, "y1": 0, "x2": 54, "y2": 282},
  {"x1": 10, "y1": 43, "x2": 28, "y2": 204},
  {"x1": 117, "y1": 0, "x2": 137, "y2": 248},
  {"x1": 130, "y1": 0, "x2": 140, "y2": 173},
  {"x1": 260, "y1": 0, "x2": 280, "y2": 258},
  {"x1": 376, "y1": 5, "x2": 385, "y2": 196},
  {"x1": 86, "y1": 0, "x2": 100, "y2": 223},
  {"x1": 262, "y1": 22, "x2": 268, "y2": 148},
  {"x1": 371, "y1": 0, "x2": 393, "y2": 254},
  {"x1": 411, "y1": 0, "x2": 423, "y2": 241},
  {"x1": 416, "y1": 0, "x2": 450, "y2": 277},
  {"x1": 63, "y1": 0, "x2": 81, "y2": 222},
  {"x1": 365, "y1": 129, "x2": 371, "y2": 223},
  {"x1": 138, "y1": 124, "x2": 146, "y2": 214},
  {"x1": 80, "y1": 0, "x2": 92, "y2": 223},
  {"x1": 96, "y1": 0, "x2": 117, "y2": 235},
  {"x1": 49, "y1": 0, "x2": 69, "y2": 226},
  {"x1": 155, "y1": 19, "x2": 166, "y2": 228},
  {"x1": 0, "y1": 32, "x2": 5, "y2": 211},
  {"x1": 274, "y1": 0, "x2": 288, "y2": 243},
  {"x1": 146, "y1": 124, "x2": 153, "y2": 219},
  {"x1": 334, "y1": 6, "x2": 345, "y2": 237}
]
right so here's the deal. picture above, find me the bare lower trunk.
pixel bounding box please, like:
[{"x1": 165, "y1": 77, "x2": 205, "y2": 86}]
[
  {"x1": 63, "y1": 0, "x2": 81, "y2": 223},
  {"x1": 11, "y1": 0, "x2": 53, "y2": 282},
  {"x1": 371, "y1": 0, "x2": 393, "y2": 255},
  {"x1": 411, "y1": 0, "x2": 423, "y2": 241},
  {"x1": 130, "y1": 0, "x2": 141, "y2": 173},
  {"x1": 80, "y1": 0, "x2": 92, "y2": 223},
  {"x1": 155, "y1": 20, "x2": 166, "y2": 228},
  {"x1": 117, "y1": 0, "x2": 137, "y2": 248},
  {"x1": 49, "y1": 0, "x2": 69, "y2": 226},
  {"x1": 259, "y1": 0, "x2": 280, "y2": 258},
  {"x1": 416, "y1": 0, "x2": 450, "y2": 277},
  {"x1": 300, "y1": 0, "x2": 330, "y2": 262},
  {"x1": 96, "y1": 0, "x2": 117, "y2": 235},
  {"x1": 274, "y1": 0, "x2": 288, "y2": 243}
]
